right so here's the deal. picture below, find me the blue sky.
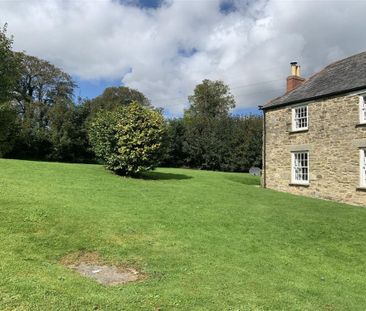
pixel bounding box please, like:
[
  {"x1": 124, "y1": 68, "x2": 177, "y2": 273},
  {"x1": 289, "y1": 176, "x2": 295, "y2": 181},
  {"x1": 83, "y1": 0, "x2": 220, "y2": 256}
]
[
  {"x1": 125, "y1": 0, "x2": 165, "y2": 9},
  {"x1": 3, "y1": 0, "x2": 366, "y2": 117},
  {"x1": 74, "y1": 78, "x2": 122, "y2": 100}
]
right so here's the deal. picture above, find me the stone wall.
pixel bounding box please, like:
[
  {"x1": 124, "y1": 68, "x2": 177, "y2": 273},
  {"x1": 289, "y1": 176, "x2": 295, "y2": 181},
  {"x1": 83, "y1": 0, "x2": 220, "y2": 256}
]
[{"x1": 263, "y1": 93, "x2": 366, "y2": 206}]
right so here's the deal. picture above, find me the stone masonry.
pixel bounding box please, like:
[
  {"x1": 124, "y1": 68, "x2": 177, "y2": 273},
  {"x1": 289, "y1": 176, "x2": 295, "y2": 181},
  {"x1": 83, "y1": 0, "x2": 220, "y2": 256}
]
[{"x1": 263, "y1": 93, "x2": 366, "y2": 206}]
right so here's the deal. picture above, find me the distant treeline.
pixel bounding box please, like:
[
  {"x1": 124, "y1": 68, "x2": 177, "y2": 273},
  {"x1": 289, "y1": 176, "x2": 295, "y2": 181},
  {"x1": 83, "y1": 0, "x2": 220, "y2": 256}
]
[
  {"x1": 163, "y1": 114, "x2": 262, "y2": 171},
  {"x1": 0, "y1": 26, "x2": 262, "y2": 172}
]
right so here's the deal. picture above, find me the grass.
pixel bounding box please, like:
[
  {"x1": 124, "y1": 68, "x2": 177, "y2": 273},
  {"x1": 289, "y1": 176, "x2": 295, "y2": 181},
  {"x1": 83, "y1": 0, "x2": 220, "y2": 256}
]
[{"x1": 0, "y1": 159, "x2": 365, "y2": 310}]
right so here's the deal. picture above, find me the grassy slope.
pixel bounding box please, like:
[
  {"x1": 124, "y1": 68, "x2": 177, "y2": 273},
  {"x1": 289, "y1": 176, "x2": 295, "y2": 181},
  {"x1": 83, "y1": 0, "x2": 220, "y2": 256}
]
[{"x1": 0, "y1": 159, "x2": 365, "y2": 311}]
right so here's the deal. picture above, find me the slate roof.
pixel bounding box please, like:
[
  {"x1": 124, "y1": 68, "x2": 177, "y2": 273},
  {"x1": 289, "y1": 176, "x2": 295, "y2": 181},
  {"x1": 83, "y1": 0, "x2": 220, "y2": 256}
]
[{"x1": 263, "y1": 51, "x2": 366, "y2": 109}]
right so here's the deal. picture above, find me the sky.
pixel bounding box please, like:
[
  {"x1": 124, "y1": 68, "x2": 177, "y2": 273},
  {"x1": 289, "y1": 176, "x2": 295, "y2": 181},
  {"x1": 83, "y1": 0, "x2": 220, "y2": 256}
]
[{"x1": 1, "y1": 0, "x2": 366, "y2": 117}]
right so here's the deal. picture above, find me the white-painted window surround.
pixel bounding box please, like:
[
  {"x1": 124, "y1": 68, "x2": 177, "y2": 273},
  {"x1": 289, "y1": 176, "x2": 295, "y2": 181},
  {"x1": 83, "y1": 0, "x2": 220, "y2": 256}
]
[
  {"x1": 292, "y1": 105, "x2": 308, "y2": 131},
  {"x1": 359, "y1": 95, "x2": 366, "y2": 124},
  {"x1": 291, "y1": 151, "x2": 309, "y2": 184},
  {"x1": 360, "y1": 149, "x2": 366, "y2": 187}
]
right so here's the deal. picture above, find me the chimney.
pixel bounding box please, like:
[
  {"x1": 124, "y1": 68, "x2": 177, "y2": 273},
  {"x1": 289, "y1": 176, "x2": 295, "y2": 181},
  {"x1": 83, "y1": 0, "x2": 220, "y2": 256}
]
[{"x1": 286, "y1": 62, "x2": 305, "y2": 92}]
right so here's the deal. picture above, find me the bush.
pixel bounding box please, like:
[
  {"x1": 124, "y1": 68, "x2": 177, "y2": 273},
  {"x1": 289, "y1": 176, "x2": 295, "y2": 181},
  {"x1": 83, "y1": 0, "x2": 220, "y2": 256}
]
[{"x1": 88, "y1": 101, "x2": 166, "y2": 176}]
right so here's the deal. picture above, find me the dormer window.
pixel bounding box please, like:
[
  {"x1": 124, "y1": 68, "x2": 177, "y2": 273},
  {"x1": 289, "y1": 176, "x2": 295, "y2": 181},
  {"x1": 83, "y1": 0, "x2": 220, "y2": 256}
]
[
  {"x1": 359, "y1": 95, "x2": 366, "y2": 124},
  {"x1": 292, "y1": 105, "x2": 308, "y2": 131}
]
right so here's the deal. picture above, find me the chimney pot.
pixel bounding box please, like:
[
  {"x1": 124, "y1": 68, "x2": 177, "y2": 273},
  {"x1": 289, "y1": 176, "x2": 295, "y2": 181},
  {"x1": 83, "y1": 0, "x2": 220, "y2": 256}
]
[
  {"x1": 287, "y1": 61, "x2": 305, "y2": 92},
  {"x1": 290, "y1": 62, "x2": 298, "y2": 76}
]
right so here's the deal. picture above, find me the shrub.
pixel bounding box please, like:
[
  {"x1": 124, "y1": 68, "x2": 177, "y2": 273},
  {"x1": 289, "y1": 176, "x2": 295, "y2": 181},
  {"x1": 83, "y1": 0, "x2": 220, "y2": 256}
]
[{"x1": 88, "y1": 101, "x2": 166, "y2": 176}]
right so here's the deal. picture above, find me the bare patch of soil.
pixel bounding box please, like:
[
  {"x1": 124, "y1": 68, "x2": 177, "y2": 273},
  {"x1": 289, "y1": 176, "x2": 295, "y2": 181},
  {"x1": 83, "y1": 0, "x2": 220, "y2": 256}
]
[{"x1": 61, "y1": 251, "x2": 144, "y2": 286}]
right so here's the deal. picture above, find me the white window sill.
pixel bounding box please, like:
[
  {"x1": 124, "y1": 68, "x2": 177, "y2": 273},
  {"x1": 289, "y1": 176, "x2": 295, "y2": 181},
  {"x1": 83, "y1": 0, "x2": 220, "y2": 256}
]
[
  {"x1": 289, "y1": 128, "x2": 308, "y2": 133},
  {"x1": 289, "y1": 182, "x2": 309, "y2": 187},
  {"x1": 356, "y1": 123, "x2": 366, "y2": 128}
]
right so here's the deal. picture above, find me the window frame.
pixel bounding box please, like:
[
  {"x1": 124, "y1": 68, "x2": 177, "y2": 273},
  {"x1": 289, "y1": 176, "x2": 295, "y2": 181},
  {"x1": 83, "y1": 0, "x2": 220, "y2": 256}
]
[
  {"x1": 359, "y1": 95, "x2": 366, "y2": 124},
  {"x1": 291, "y1": 151, "x2": 310, "y2": 185},
  {"x1": 360, "y1": 148, "x2": 366, "y2": 188},
  {"x1": 291, "y1": 105, "x2": 309, "y2": 132}
]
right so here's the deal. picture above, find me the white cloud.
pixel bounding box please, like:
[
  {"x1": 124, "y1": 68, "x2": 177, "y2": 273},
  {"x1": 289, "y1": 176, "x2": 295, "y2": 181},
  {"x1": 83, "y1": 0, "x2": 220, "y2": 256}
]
[{"x1": 1, "y1": 0, "x2": 366, "y2": 115}]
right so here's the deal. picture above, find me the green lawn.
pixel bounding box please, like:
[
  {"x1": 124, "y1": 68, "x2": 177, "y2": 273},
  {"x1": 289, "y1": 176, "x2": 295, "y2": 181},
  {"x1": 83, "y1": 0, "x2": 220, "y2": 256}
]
[{"x1": 0, "y1": 159, "x2": 365, "y2": 310}]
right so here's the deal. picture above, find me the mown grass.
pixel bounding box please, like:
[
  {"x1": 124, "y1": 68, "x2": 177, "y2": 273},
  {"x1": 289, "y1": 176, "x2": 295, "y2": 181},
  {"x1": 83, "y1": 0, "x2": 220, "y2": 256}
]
[{"x1": 0, "y1": 159, "x2": 365, "y2": 310}]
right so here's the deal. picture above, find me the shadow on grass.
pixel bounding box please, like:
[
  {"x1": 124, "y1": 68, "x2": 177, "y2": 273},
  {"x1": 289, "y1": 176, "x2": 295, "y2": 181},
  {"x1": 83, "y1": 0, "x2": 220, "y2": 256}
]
[
  {"x1": 139, "y1": 171, "x2": 193, "y2": 181},
  {"x1": 225, "y1": 175, "x2": 260, "y2": 186}
]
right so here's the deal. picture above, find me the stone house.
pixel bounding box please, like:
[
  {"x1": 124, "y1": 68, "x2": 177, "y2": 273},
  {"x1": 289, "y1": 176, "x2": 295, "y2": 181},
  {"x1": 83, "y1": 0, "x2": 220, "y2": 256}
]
[{"x1": 261, "y1": 52, "x2": 366, "y2": 206}]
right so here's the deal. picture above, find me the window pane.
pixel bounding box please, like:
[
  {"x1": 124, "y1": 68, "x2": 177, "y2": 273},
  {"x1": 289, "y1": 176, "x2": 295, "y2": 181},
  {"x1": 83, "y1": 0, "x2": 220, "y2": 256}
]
[
  {"x1": 293, "y1": 106, "x2": 308, "y2": 129},
  {"x1": 293, "y1": 151, "x2": 309, "y2": 182},
  {"x1": 362, "y1": 149, "x2": 366, "y2": 186}
]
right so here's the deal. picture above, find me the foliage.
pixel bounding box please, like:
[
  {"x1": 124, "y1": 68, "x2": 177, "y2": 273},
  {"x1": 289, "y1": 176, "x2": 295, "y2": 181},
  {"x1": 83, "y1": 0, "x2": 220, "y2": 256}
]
[
  {"x1": 88, "y1": 102, "x2": 166, "y2": 175},
  {"x1": 186, "y1": 79, "x2": 235, "y2": 118},
  {"x1": 47, "y1": 100, "x2": 94, "y2": 162},
  {"x1": 176, "y1": 115, "x2": 262, "y2": 171},
  {"x1": 13, "y1": 52, "x2": 75, "y2": 114},
  {"x1": 1, "y1": 159, "x2": 366, "y2": 310},
  {"x1": 0, "y1": 103, "x2": 18, "y2": 156},
  {"x1": 4, "y1": 52, "x2": 94, "y2": 162},
  {"x1": 161, "y1": 118, "x2": 187, "y2": 167},
  {"x1": 162, "y1": 79, "x2": 262, "y2": 172},
  {"x1": 85, "y1": 86, "x2": 151, "y2": 117},
  {"x1": 0, "y1": 29, "x2": 262, "y2": 169},
  {"x1": 0, "y1": 24, "x2": 21, "y2": 103},
  {"x1": 2, "y1": 51, "x2": 153, "y2": 163},
  {"x1": 221, "y1": 115, "x2": 262, "y2": 171}
]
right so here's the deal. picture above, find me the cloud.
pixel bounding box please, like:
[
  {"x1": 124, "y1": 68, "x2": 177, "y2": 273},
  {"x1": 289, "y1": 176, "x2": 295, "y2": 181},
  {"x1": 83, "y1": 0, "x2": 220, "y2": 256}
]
[{"x1": 1, "y1": 0, "x2": 366, "y2": 115}]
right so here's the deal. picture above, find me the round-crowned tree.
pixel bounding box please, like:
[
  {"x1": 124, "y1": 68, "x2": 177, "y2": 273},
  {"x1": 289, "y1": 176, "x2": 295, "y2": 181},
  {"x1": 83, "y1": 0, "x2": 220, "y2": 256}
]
[{"x1": 88, "y1": 101, "x2": 166, "y2": 176}]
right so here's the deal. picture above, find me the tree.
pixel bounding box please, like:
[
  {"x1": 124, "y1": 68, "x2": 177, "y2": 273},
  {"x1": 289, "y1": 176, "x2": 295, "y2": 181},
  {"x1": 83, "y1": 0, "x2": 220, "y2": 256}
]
[
  {"x1": 0, "y1": 24, "x2": 20, "y2": 103},
  {"x1": 161, "y1": 79, "x2": 262, "y2": 172},
  {"x1": 161, "y1": 118, "x2": 187, "y2": 167},
  {"x1": 180, "y1": 79, "x2": 237, "y2": 170},
  {"x1": 88, "y1": 101, "x2": 166, "y2": 176},
  {"x1": 164, "y1": 115, "x2": 263, "y2": 172},
  {"x1": 47, "y1": 100, "x2": 94, "y2": 162},
  {"x1": 182, "y1": 115, "x2": 234, "y2": 170},
  {"x1": 8, "y1": 52, "x2": 89, "y2": 161},
  {"x1": 0, "y1": 103, "x2": 18, "y2": 157},
  {"x1": 186, "y1": 79, "x2": 235, "y2": 118},
  {"x1": 85, "y1": 86, "x2": 151, "y2": 117},
  {"x1": 13, "y1": 52, "x2": 75, "y2": 115},
  {"x1": 225, "y1": 116, "x2": 263, "y2": 171},
  {"x1": 0, "y1": 25, "x2": 20, "y2": 157}
]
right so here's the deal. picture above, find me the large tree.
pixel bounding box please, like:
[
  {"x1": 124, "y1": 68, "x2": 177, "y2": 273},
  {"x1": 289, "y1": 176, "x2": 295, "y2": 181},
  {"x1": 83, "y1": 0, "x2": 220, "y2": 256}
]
[
  {"x1": 162, "y1": 79, "x2": 262, "y2": 171},
  {"x1": 181, "y1": 79, "x2": 237, "y2": 170},
  {"x1": 0, "y1": 25, "x2": 20, "y2": 156},
  {"x1": 85, "y1": 86, "x2": 151, "y2": 117},
  {"x1": 0, "y1": 24, "x2": 20, "y2": 103},
  {"x1": 13, "y1": 52, "x2": 75, "y2": 114},
  {"x1": 8, "y1": 52, "x2": 92, "y2": 162},
  {"x1": 186, "y1": 79, "x2": 235, "y2": 118}
]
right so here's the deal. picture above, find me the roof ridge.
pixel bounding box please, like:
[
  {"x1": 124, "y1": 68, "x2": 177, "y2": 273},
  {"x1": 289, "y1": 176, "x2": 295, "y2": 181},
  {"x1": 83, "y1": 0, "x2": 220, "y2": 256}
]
[
  {"x1": 263, "y1": 50, "x2": 366, "y2": 109},
  {"x1": 323, "y1": 50, "x2": 366, "y2": 70}
]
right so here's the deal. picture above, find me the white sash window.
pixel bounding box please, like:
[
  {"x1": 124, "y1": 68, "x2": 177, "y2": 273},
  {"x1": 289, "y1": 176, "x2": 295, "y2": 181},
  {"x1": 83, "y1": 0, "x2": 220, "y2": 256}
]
[
  {"x1": 359, "y1": 96, "x2": 366, "y2": 124},
  {"x1": 291, "y1": 151, "x2": 309, "y2": 184},
  {"x1": 360, "y1": 149, "x2": 366, "y2": 187},
  {"x1": 292, "y1": 105, "x2": 308, "y2": 131}
]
